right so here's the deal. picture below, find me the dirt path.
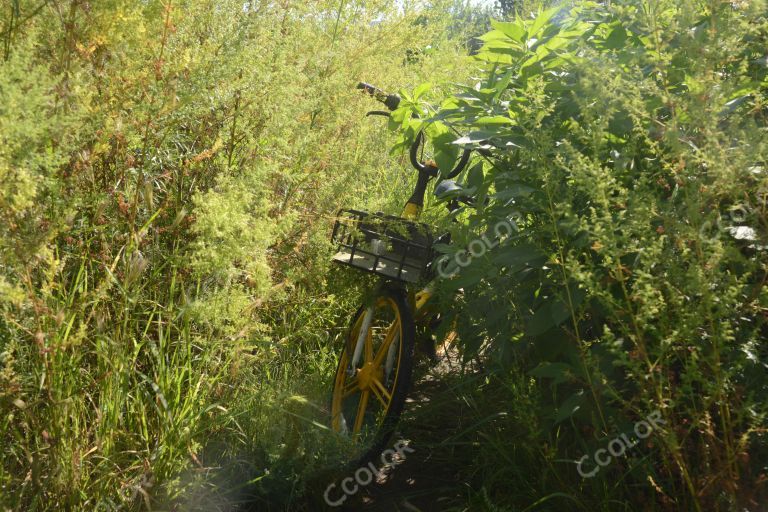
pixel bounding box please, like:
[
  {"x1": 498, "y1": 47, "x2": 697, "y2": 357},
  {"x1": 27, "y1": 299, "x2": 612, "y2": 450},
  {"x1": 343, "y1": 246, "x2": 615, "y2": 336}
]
[{"x1": 337, "y1": 350, "x2": 473, "y2": 512}]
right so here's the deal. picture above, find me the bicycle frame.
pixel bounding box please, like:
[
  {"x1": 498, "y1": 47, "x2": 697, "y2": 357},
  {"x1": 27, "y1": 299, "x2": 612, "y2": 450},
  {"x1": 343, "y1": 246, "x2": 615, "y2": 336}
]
[
  {"x1": 343, "y1": 81, "x2": 467, "y2": 371},
  {"x1": 329, "y1": 83, "x2": 468, "y2": 451}
]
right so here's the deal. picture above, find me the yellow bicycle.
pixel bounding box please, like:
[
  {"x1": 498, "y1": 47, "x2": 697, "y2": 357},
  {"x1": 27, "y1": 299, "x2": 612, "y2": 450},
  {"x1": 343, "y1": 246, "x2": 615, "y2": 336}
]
[{"x1": 329, "y1": 82, "x2": 472, "y2": 463}]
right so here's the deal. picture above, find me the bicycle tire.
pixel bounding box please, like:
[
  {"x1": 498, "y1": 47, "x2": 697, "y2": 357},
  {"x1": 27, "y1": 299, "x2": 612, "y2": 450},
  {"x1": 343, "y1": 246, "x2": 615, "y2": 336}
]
[{"x1": 330, "y1": 286, "x2": 415, "y2": 466}]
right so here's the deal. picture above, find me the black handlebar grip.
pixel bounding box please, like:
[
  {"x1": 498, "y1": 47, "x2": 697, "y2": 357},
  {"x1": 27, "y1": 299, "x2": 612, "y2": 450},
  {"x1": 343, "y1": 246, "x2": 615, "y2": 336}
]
[
  {"x1": 356, "y1": 81, "x2": 401, "y2": 111},
  {"x1": 357, "y1": 82, "x2": 378, "y2": 95},
  {"x1": 358, "y1": 81, "x2": 471, "y2": 176}
]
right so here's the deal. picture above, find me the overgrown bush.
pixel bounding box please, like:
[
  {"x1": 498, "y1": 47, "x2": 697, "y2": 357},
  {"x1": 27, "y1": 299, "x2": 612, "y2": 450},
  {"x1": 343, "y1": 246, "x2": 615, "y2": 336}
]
[
  {"x1": 396, "y1": 2, "x2": 768, "y2": 510},
  {"x1": 0, "y1": 0, "x2": 472, "y2": 509}
]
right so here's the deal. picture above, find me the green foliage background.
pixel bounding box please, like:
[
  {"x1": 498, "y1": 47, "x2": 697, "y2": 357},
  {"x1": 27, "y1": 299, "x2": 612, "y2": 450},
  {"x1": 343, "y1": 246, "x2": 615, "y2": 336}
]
[{"x1": 2, "y1": 0, "x2": 768, "y2": 511}]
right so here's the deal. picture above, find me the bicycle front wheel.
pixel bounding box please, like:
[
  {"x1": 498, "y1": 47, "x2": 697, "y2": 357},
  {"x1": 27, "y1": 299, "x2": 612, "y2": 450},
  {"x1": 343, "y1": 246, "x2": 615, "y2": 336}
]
[{"x1": 330, "y1": 287, "x2": 415, "y2": 463}]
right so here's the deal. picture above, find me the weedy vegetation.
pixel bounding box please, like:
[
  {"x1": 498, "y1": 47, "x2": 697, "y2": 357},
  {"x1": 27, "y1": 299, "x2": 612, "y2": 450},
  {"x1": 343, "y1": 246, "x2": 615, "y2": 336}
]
[{"x1": 1, "y1": 0, "x2": 767, "y2": 511}]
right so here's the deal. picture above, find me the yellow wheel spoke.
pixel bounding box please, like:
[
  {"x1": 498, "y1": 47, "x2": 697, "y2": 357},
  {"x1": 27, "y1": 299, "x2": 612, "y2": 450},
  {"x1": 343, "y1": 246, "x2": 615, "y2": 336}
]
[
  {"x1": 370, "y1": 378, "x2": 392, "y2": 407},
  {"x1": 369, "y1": 380, "x2": 386, "y2": 407},
  {"x1": 372, "y1": 322, "x2": 399, "y2": 368},
  {"x1": 342, "y1": 376, "x2": 359, "y2": 398},
  {"x1": 353, "y1": 390, "x2": 370, "y2": 434},
  {"x1": 364, "y1": 330, "x2": 373, "y2": 363}
]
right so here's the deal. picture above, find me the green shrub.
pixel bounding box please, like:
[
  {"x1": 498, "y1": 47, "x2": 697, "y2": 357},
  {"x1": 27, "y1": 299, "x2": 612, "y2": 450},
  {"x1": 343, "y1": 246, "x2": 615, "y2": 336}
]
[
  {"x1": 0, "y1": 0, "x2": 472, "y2": 508},
  {"x1": 395, "y1": 2, "x2": 768, "y2": 510}
]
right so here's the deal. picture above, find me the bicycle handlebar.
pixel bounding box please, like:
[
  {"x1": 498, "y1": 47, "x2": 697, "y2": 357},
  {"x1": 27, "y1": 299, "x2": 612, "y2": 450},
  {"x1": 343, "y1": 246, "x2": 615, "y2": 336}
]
[
  {"x1": 357, "y1": 82, "x2": 401, "y2": 111},
  {"x1": 357, "y1": 81, "x2": 471, "y2": 179},
  {"x1": 409, "y1": 131, "x2": 471, "y2": 179}
]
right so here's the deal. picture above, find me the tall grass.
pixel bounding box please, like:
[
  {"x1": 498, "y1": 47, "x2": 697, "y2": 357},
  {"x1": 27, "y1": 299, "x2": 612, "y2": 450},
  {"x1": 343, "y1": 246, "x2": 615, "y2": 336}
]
[{"x1": 0, "y1": 0, "x2": 476, "y2": 509}]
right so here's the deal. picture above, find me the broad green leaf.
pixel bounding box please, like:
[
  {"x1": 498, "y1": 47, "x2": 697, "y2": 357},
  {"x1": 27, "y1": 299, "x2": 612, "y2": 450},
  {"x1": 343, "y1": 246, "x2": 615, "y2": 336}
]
[
  {"x1": 542, "y1": 55, "x2": 571, "y2": 71},
  {"x1": 491, "y1": 243, "x2": 546, "y2": 270},
  {"x1": 398, "y1": 88, "x2": 413, "y2": 103},
  {"x1": 527, "y1": 289, "x2": 586, "y2": 336},
  {"x1": 520, "y1": 61, "x2": 544, "y2": 80},
  {"x1": 554, "y1": 390, "x2": 585, "y2": 424},
  {"x1": 425, "y1": 121, "x2": 459, "y2": 173},
  {"x1": 479, "y1": 29, "x2": 511, "y2": 42},
  {"x1": 389, "y1": 106, "x2": 409, "y2": 125},
  {"x1": 443, "y1": 261, "x2": 486, "y2": 290},
  {"x1": 466, "y1": 161, "x2": 484, "y2": 190},
  {"x1": 493, "y1": 67, "x2": 516, "y2": 101},
  {"x1": 530, "y1": 362, "x2": 574, "y2": 385},
  {"x1": 604, "y1": 25, "x2": 627, "y2": 49},
  {"x1": 496, "y1": 133, "x2": 530, "y2": 149},
  {"x1": 454, "y1": 130, "x2": 499, "y2": 145},
  {"x1": 527, "y1": 299, "x2": 570, "y2": 336},
  {"x1": 439, "y1": 96, "x2": 461, "y2": 110},
  {"x1": 480, "y1": 42, "x2": 525, "y2": 61},
  {"x1": 403, "y1": 118, "x2": 423, "y2": 139},
  {"x1": 475, "y1": 51, "x2": 515, "y2": 64},
  {"x1": 431, "y1": 107, "x2": 484, "y2": 122},
  {"x1": 490, "y1": 19, "x2": 527, "y2": 43},
  {"x1": 413, "y1": 82, "x2": 432, "y2": 100},
  {"x1": 559, "y1": 21, "x2": 594, "y2": 40},
  {"x1": 529, "y1": 6, "x2": 561, "y2": 39},
  {"x1": 432, "y1": 243, "x2": 454, "y2": 254},
  {"x1": 535, "y1": 34, "x2": 570, "y2": 54},
  {"x1": 475, "y1": 116, "x2": 515, "y2": 126}
]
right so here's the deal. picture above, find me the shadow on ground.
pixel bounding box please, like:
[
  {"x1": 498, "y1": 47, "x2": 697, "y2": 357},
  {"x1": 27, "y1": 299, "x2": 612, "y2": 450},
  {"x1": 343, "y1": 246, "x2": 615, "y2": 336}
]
[{"x1": 303, "y1": 351, "x2": 480, "y2": 512}]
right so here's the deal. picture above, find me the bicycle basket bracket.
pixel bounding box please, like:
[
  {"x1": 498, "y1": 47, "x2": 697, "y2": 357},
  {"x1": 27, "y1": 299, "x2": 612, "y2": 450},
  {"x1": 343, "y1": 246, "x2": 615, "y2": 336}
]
[{"x1": 330, "y1": 209, "x2": 434, "y2": 283}]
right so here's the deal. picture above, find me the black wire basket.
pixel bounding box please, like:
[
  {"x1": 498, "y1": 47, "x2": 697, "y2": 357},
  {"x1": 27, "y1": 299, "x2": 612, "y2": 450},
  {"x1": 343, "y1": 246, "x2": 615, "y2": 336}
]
[{"x1": 330, "y1": 209, "x2": 434, "y2": 283}]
